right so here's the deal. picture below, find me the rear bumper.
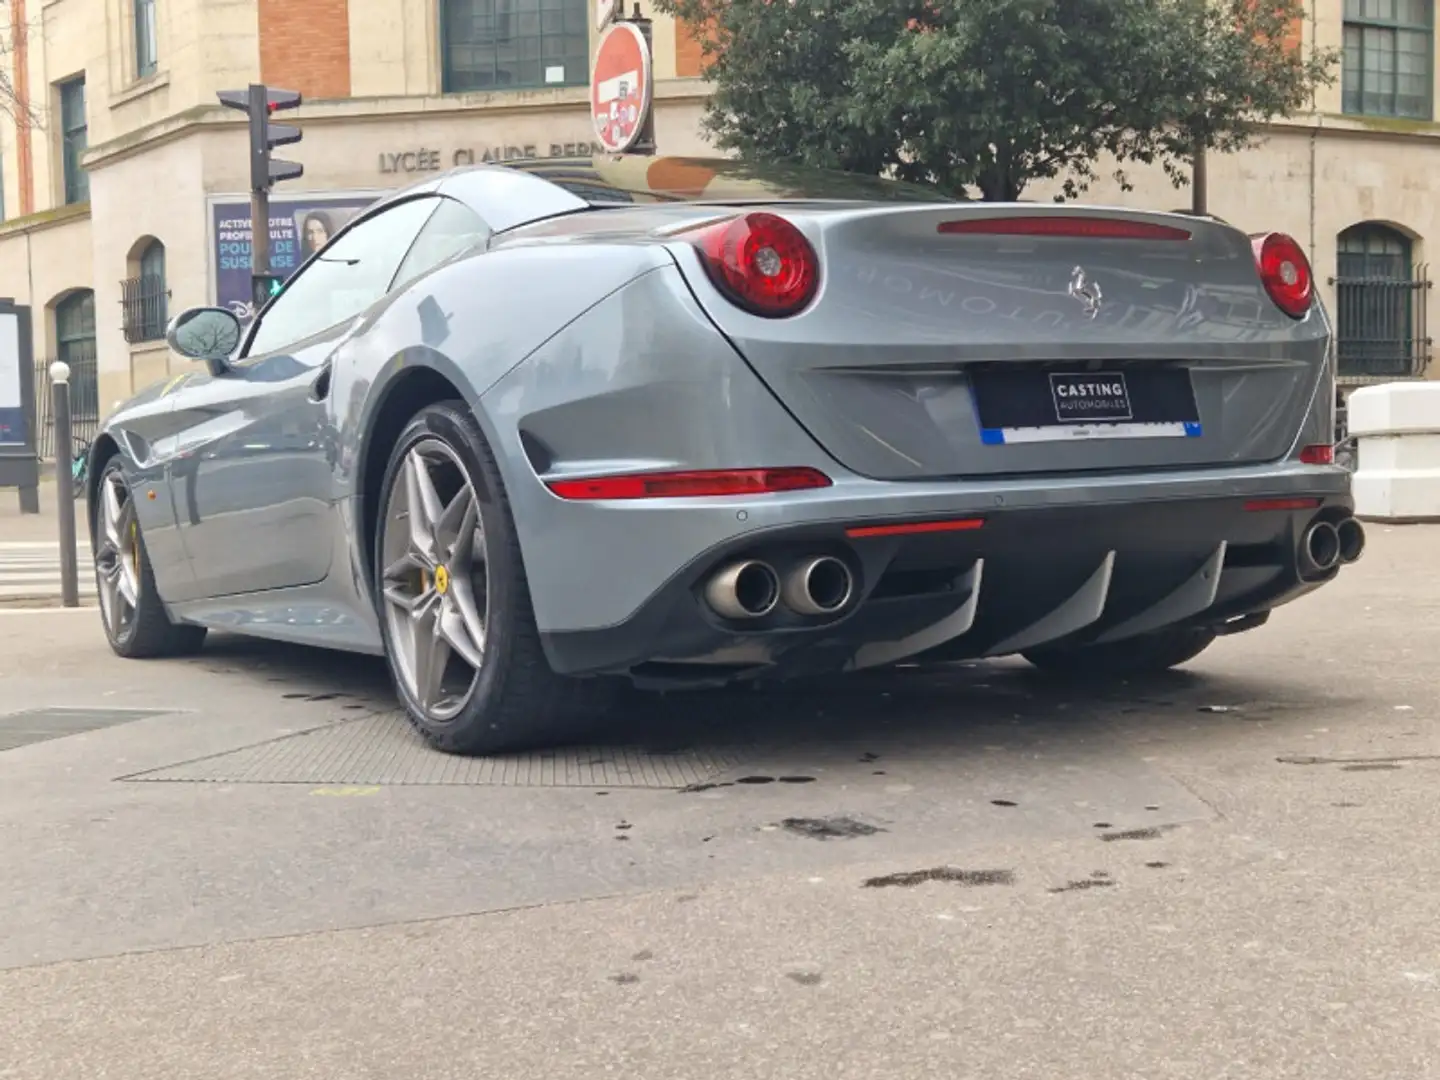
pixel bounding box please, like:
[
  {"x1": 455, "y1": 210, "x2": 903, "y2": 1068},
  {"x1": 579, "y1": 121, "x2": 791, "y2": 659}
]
[{"x1": 540, "y1": 485, "x2": 1357, "y2": 682}]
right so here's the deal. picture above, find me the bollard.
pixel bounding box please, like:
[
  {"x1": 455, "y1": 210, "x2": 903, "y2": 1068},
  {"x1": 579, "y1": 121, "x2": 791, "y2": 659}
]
[{"x1": 50, "y1": 361, "x2": 80, "y2": 608}]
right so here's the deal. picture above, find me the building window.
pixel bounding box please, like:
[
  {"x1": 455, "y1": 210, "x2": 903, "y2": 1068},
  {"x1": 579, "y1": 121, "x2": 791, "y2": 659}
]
[
  {"x1": 122, "y1": 240, "x2": 169, "y2": 344},
  {"x1": 134, "y1": 0, "x2": 158, "y2": 79},
  {"x1": 1342, "y1": 0, "x2": 1434, "y2": 119},
  {"x1": 1334, "y1": 222, "x2": 1433, "y2": 378},
  {"x1": 441, "y1": 0, "x2": 589, "y2": 93},
  {"x1": 59, "y1": 77, "x2": 89, "y2": 204}
]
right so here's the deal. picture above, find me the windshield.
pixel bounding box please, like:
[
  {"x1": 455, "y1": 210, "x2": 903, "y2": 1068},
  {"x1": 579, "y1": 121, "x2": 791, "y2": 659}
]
[{"x1": 507, "y1": 155, "x2": 961, "y2": 206}]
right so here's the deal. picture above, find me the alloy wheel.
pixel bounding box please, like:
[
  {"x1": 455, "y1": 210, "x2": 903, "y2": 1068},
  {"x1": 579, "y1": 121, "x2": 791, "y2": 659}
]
[
  {"x1": 379, "y1": 438, "x2": 490, "y2": 722},
  {"x1": 94, "y1": 470, "x2": 141, "y2": 642}
]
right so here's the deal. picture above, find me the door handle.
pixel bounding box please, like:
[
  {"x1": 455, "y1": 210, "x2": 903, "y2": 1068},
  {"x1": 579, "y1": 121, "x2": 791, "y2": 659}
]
[{"x1": 310, "y1": 363, "x2": 333, "y2": 402}]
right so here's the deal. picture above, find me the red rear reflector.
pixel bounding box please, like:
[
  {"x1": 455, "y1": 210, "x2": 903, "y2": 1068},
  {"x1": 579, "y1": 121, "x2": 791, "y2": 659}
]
[
  {"x1": 1243, "y1": 497, "x2": 1322, "y2": 512},
  {"x1": 938, "y1": 217, "x2": 1191, "y2": 241},
  {"x1": 845, "y1": 518, "x2": 986, "y2": 538},
  {"x1": 545, "y1": 467, "x2": 832, "y2": 501},
  {"x1": 1299, "y1": 443, "x2": 1333, "y2": 465}
]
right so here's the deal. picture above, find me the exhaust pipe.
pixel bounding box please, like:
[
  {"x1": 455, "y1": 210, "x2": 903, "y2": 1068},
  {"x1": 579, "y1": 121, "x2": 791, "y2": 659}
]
[
  {"x1": 782, "y1": 556, "x2": 855, "y2": 616},
  {"x1": 1336, "y1": 517, "x2": 1366, "y2": 564},
  {"x1": 1298, "y1": 520, "x2": 1341, "y2": 578},
  {"x1": 704, "y1": 560, "x2": 780, "y2": 620}
]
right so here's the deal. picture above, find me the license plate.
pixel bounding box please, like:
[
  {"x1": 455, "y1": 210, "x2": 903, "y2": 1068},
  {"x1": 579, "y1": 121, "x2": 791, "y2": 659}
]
[{"x1": 969, "y1": 366, "x2": 1202, "y2": 445}]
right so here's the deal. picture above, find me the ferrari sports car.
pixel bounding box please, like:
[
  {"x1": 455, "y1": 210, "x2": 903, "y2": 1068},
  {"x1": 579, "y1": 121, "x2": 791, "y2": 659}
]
[{"x1": 88, "y1": 154, "x2": 1363, "y2": 755}]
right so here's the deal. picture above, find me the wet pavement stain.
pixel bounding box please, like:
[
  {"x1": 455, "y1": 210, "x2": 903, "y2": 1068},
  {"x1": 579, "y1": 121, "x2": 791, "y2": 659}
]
[
  {"x1": 778, "y1": 776, "x2": 817, "y2": 784},
  {"x1": 1049, "y1": 878, "x2": 1116, "y2": 894},
  {"x1": 631, "y1": 950, "x2": 654, "y2": 962},
  {"x1": 1144, "y1": 861, "x2": 1170, "y2": 869},
  {"x1": 1101, "y1": 824, "x2": 1179, "y2": 843},
  {"x1": 991, "y1": 799, "x2": 1018, "y2": 807},
  {"x1": 609, "y1": 973, "x2": 640, "y2": 985},
  {"x1": 786, "y1": 972, "x2": 823, "y2": 986},
  {"x1": 1342, "y1": 763, "x2": 1403, "y2": 772},
  {"x1": 781, "y1": 817, "x2": 885, "y2": 840},
  {"x1": 862, "y1": 867, "x2": 1015, "y2": 889}
]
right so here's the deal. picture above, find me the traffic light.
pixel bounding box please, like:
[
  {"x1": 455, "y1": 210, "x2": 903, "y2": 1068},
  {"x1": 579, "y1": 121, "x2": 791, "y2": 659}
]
[
  {"x1": 217, "y1": 84, "x2": 304, "y2": 192},
  {"x1": 251, "y1": 273, "x2": 285, "y2": 308}
]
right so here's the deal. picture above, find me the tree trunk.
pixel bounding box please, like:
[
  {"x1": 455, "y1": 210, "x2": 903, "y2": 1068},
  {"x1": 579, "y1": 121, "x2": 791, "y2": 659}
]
[{"x1": 1191, "y1": 136, "x2": 1208, "y2": 216}]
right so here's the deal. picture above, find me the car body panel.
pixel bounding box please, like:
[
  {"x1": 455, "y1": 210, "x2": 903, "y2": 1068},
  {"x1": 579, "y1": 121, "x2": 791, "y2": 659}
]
[{"x1": 90, "y1": 155, "x2": 1355, "y2": 684}]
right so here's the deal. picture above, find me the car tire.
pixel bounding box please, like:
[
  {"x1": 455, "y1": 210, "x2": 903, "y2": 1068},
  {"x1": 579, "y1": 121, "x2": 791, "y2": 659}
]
[
  {"x1": 372, "y1": 400, "x2": 614, "y2": 756},
  {"x1": 1021, "y1": 626, "x2": 1218, "y2": 678},
  {"x1": 92, "y1": 457, "x2": 209, "y2": 659}
]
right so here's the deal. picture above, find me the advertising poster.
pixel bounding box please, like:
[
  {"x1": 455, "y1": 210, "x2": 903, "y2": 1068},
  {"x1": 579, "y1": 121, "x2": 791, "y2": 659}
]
[
  {"x1": 210, "y1": 193, "x2": 382, "y2": 321},
  {"x1": 0, "y1": 312, "x2": 25, "y2": 448}
]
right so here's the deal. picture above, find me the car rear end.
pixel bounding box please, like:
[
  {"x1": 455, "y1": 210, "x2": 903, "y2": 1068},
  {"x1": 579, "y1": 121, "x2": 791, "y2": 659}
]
[{"x1": 485, "y1": 160, "x2": 1358, "y2": 680}]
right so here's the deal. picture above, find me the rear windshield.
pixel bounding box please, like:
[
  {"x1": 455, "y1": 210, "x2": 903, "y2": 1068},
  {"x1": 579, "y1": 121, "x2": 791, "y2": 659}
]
[{"x1": 508, "y1": 155, "x2": 960, "y2": 206}]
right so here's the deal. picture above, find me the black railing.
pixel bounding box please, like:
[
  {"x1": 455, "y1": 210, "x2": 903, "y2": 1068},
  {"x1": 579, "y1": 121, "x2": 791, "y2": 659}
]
[
  {"x1": 121, "y1": 273, "x2": 169, "y2": 344},
  {"x1": 1332, "y1": 263, "x2": 1433, "y2": 378},
  {"x1": 32, "y1": 344, "x2": 100, "y2": 460}
]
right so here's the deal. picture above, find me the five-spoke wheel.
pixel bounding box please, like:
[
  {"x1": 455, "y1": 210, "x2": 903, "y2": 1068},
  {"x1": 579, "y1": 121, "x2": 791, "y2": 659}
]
[
  {"x1": 90, "y1": 458, "x2": 208, "y2": 658},
  {"x1": 373, "y1": 401, "x2": 612, "y2": 755}
]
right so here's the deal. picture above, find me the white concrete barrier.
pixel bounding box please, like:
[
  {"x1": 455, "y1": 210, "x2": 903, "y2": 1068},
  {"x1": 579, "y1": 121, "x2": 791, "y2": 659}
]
[{"x1": 1349, "y1": 381, "x2": 1440, "y2": 522}]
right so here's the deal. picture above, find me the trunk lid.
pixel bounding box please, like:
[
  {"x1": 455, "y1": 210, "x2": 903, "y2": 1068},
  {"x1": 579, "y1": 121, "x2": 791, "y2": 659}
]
[{"x1": 661, "y1": 204, "x2": 1329, "y2": 481}]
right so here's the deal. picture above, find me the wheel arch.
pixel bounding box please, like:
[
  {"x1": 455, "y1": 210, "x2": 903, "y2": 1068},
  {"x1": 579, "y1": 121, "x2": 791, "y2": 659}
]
[
  {"x1": 85, "y1": 433, "x2": 123, "y2": 541},
  {"x1": 356, "y1": 365, "x2": 471, "y2": 589}
]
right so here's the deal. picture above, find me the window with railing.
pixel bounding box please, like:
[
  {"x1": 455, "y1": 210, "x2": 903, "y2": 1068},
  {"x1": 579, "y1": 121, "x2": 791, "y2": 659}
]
[
  {"x1": 1333, "y1": 223, "x2": 1433, "y2": 378},
  {"x1": 441, "y1": 0, "x2": 589, "y2": 92},
  {"x1": 1343, "y1": 0, "x2": 1435, "y2": 119},
  {"x1": 59, "y1": 77, "x2": 89, "y2": 204},
  {"x1": 134, "y1": 0, "x2": 158, "y2": 78},
  {"x1": 122, "y1": 241, "x2": 169, "y2": 344}
]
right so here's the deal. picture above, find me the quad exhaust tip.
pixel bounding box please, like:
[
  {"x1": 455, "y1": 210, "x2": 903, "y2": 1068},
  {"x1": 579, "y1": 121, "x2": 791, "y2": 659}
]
[
  {"x1": 1300, "y1": 520, "x2": 1341, "y2": 577},
  {"x1": 1336, "y1": 517, "x2": 1366, "y2": 564},
  {"x1": 782, "y1": 556, "x2": 855, "y2": 617},
  {"x1": 704, "y1": 560, "x2": 780, "y2": 619}
]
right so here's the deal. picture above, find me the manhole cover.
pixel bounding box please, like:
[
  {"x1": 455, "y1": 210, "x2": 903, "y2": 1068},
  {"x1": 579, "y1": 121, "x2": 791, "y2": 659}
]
[
  {"x1": 122, "y1": 712, "x2": 758, "y2": 788},
  {"x1": 0, "y1": 707, "x2": 174, "y2": 752}
]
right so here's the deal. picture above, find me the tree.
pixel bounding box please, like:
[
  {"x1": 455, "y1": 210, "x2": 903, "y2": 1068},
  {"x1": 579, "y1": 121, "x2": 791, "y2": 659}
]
[
  {"x1": 653, "y1": 0, "x2": 1338, "y2": 203},
  {"x1": 0, "y1": 4, "x2": 43, "y2": 127}
]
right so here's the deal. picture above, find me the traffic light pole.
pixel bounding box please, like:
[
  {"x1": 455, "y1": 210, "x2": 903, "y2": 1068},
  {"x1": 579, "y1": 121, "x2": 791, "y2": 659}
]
[{"x1": 250, "y1": 188, "x2": 270, "y2": 280}]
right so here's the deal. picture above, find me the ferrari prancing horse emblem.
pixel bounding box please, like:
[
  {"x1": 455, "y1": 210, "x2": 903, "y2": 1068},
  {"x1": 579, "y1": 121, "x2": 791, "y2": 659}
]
[{"x1": 1068, "y1": 266, "x2": 1103, "y2": 319}]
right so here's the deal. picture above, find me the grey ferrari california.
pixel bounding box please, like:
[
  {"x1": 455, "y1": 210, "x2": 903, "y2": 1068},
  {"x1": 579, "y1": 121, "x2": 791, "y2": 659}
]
[{"x1": 87, "y1": 154, "x2": 1363, "y2": 755}]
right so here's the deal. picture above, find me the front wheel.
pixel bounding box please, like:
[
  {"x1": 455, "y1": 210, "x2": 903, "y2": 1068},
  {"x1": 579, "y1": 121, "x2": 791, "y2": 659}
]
[
  {"x1": 92, "y1": 459, "x2": 208, "y2": 658},
  {"x1": 373, "y1": 401, "x2": 612, "y2": 756},
  {"x1": 1021, "y1": 625, "x2": 1218, "y2": 678}
]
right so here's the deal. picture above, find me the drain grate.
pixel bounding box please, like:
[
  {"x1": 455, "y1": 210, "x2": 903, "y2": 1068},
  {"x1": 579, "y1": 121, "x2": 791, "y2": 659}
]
[
  {"x1": 0, "y1": 707, "x2": 175, "y2": 752},
  {"x1": 121, "y1": 711, "x2": 758, "y2": 788}
]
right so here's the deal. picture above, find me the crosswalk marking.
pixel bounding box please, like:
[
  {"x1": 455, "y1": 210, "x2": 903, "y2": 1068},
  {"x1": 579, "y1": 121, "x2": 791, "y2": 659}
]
[{"x1": 0, "y1": 542, "x2": 98, "y2": 599}]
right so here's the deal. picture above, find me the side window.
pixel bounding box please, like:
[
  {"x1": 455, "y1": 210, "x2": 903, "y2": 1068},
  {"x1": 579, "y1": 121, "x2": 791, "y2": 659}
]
[
  {"x1": 245, "y1": 197, "x2": 441, "y2": 357},
  {"x1": 391, "y1": 197, "x2": 491, "y2": 292}
]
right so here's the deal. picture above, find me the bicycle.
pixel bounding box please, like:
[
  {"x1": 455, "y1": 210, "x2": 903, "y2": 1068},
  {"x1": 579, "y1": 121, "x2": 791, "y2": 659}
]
[{"x1": 71, "y1": 436, "x2": 91, "y2": 500}]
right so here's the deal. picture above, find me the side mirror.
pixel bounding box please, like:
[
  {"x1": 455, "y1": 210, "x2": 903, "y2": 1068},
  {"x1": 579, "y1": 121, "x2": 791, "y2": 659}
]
[{"x1": 166, "y1": 307, "x2": 242, "y2": 376}]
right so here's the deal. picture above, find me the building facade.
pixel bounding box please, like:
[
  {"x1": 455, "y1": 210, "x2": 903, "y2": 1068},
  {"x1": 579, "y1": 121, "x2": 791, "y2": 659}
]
[{"x1": 0, "y1": 0, "x2": 1435, "y2": 451}]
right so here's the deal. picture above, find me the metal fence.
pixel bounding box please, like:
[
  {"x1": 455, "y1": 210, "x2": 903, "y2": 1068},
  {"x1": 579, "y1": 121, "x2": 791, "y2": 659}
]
[
  {"x1": 32, "y1": 344, "x2": 100, "y2": 460},
  {"x1": 1332, "y1": 264, "x2": 1433, "y2": 378},
  {"x1": 121, "y1": 273, "x2": 169, "y2": 344}
]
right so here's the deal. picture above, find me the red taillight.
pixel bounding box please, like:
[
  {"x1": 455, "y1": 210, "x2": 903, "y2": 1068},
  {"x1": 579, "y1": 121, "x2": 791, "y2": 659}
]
[
  {"x1": 845, "y1": 518, "x2": 986, "y2": 538},
  {"x1": 1243, "y1": 497, "x2": 1323, "y2": 512},
  {"x1": 937, "y1": 217, "x2": 1192, "y2": 241},
  {"x1": 1299, "y1": 444, "x2": 1334, "y2": 465},
  {"x1": 683, "y1": 212, "x2": 819, "y2": 317},
  {"x1": 545, "y1": 467, "x2": 832, "y2": 500},
  {"x1": 1250, "y1": 232, "x2": 1313, "y2": 318}
]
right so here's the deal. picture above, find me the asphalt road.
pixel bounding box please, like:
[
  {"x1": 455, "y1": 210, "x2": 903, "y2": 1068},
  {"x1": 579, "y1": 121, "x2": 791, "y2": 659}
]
[{"x1": 2, "y1": 525, "x2": 1438, "y2": 1079}]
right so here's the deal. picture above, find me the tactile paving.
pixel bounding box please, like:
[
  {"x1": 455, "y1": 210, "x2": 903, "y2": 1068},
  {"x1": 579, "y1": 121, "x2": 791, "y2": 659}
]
[{"x1": 120, "y1": 711, "x2": 759, "y2": 788}]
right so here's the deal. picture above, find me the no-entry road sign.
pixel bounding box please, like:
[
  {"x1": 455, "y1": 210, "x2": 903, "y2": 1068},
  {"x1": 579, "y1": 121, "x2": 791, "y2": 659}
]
[{"x1": 590, "y1": 22, "x2": 652, "y2": 154}]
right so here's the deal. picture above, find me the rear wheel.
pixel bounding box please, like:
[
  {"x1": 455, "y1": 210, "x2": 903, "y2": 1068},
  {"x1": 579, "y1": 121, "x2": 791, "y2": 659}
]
[
  {"x1": 92, "y1": 459, "x2": 208, "y2": 658},
  {"x1": 373, "y1": 401, "x2": 611, "y2": 755},
  {"x1": 1021, "y1": 626, "x2": 1217, "y2": 678}
]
